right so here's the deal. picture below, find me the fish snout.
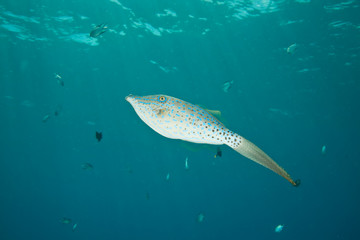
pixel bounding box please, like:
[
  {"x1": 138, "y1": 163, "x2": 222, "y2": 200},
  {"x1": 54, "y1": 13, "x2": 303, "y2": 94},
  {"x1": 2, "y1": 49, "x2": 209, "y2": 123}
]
[{"x1": 125, "y1": 94, "x2": 134, "y2": 103}]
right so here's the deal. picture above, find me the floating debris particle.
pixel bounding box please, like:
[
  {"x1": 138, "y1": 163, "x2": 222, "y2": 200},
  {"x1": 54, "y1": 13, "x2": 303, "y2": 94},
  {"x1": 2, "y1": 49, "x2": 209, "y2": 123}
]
[
  {"x1": 286, "y1": 43, "x2": 297, "y2": 54},
  {"x1": 222, "y1": 80, "x2": 234, "y2": 93},
  {"x1": 321, "y1": 145, "x2": 326, "y2": 155},
  {"x1": 275, "y1": 224, "x2": 284, "y2": 233},
  {"x1": 96, "y1": 131, "x2": 102, "y2": 142},
  {"x1": 146, "y1": 192, "x2": 150, "y2": 200}
]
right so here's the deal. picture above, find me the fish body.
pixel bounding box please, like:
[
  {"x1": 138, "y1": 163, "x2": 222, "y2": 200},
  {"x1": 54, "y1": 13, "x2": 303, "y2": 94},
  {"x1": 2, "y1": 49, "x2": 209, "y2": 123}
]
[
  {"x1": 223, "y1": 80, "x2": 234, "y2": 92},
  {"x1": 81, "y1": 163, "x2": 94, "y2": 170},
  {"x1": 321, "y1": 145, "x2": 326, "y2": 155},
  {"x1": 275, "y1": 224, "x2": 284, "y2": 232},
  {"x1": 90, "y1": 24, "x2": 108, "y2": 38},
  {"x1": 96, "y1": 131, "x2": 102, "y2": 142},
  {"x1": 126, "y1": 95, "x2": 234, "y2": 145},
  {"x1": 126, "y1": 94, "x2": 300, "y2": 186},
  {"x1": 197, "y1": 213, "x2": 205, "y2": 223},
  {"x1": 185, "y1": 157, "x2": 189, "y2": 170},
  {"x1": 72, "y1": 223, "x2": 78, "y2": 231},
  {"x1": 54, "y1": 73, "x2": 64, "y2": 86},
  {"x1": 60, "y1": 217, "x2": 72, "y2": 224},
  {"x1": 286, "y1": 43, "x2": 297, "y2": 54},
  {"x1": 42, "y1": 114, "x2": 50, "y2": 123}
]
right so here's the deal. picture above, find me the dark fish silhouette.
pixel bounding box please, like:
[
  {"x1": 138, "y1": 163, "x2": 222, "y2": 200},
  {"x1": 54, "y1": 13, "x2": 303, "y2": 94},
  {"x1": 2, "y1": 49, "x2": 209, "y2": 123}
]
[
  {"x1": 96, "y1": 131, "x2": 102, "y2": 142},
  {"x1": 90, "y1": 24, "x2": 108, "y2": 38},
  {"x1": 214, "y1": 147, "x2": 222, "y2": 158},
  {"x1": 54, "y1": 105, "x2": 62, "y2": 116},
  {"x1": 81, "y1": 163, "x2": 94, "y2": 170}
]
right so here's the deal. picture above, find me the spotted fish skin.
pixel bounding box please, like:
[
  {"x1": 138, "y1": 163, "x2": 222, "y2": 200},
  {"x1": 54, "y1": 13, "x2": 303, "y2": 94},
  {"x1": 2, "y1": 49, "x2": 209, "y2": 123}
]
[
  {"x1": 126, "y1": 94, "x2": 241, "y2": 147},
  {"x1": 126, "y1": 94, "x2": 300, "y2": 187}
]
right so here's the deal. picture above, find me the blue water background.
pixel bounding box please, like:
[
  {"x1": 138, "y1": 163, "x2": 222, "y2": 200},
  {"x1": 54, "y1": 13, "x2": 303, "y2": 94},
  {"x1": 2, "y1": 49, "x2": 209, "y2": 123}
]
[{"x1": 0, "y1": 0, "x2": 359, "y2": 239}]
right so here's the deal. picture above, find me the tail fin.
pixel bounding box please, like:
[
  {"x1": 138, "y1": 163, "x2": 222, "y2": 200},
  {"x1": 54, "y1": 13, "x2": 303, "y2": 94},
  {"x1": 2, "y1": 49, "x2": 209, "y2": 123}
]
[{"x1": 229, "y1": 136, "x2": 300, "y2": 187}]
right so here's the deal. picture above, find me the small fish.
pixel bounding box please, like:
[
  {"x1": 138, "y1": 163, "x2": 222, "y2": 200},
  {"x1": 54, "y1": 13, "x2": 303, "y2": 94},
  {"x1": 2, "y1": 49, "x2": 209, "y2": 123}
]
[
  {"x1": 81, "y1": 163, "x2": 94, "y2": 170},
  {"x1": 60, "y1": 217, "x2": 72, "y2": 224},
  {"x1": 87, "y1": 121, "x2": 96, "y2": 125},
  {"x1": 145, "y1": 192, "x2": 150, "y2": 200},
  {"x1": 96, "y1": 131, "x2": 102, "y2": 142},
  {"x1": 321, "y1": 145, "x2": 326, "y2": 155},
  {"x1": 126, "y1": 94, "x2": 300, "y2": 186},
  {"x1": 54, "y1": 73, "x2": 64, "y2": 87},
  {"x1": 72, "y1": 223, "x2": 78, "y2": 232},
  {"x1": 286, "y1": 43, "x2": 297, "y2": 54},
  {"x1": 90, "y1": 24, "x2": 108, "y2": 38},
  {"x1": 185, "y1": 157, "x2": 189, "y2": 170},
  {"x1": 222, "y1": 80, "x2": 234, "y2": 93},
  {"x1": 165, "y1": 173, "x2": 170, "y2": 181},
  {"x1": 54, "y1": 105, "x2": 62, "y2": 116},
  {"x1": 275, "y1": 224, "x2": 284, "y2": 233},
  {"x1": 214, "y1": 147, "x2": 222, "y2": 158},
  {"x1": 42, "y1": 114, "x2": 50, "y2": 123},
  {"x1": 197, "y1": 213, "x2": 205, "y2": 223}
]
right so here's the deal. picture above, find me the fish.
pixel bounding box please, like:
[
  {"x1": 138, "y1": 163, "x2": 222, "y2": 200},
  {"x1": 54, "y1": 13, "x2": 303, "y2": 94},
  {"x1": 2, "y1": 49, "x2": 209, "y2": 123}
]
[
  {"x1": 90, "y1": 24, "x2": 108, "y2": 38},
  {"x1": 126, "y1": 94, "x2": 300, "y2": 187},
  {"x1": 42, "y1": 114, "x2": 50, "y2": 123},
  {"x1": 222, "y1": 80, "x2": 234, "y2": 93},
  {"x1": 54, "y1": 73, "x2": 64, "y2": 86},
  {"x1": 72, "y1": 223, "x2": 78, "y2": 232},
  {"x1": 54, "y1": 105, "x2": 62, "y2": 116},
  {"x1": 197, "y1": 213, "x2": 205, "y2": 223},
  {"x1": 60, "y1": 217, "x2": 72, "y2": 224},
  {"x1": 185, "y1": 157, "x2": 189, "y2": 170},
  {"x1": 286, "y1": 43, "x2": 297, "y2": 54},
  {"x1": 321, "y1": 145, "x2": 326, "y2": 155},
  {"x1": 96, "y1": 131, "x2": 102, "y2": 142},
  {"x1": 275, "y1": 224, "x2": 284, "y2": 233},
  {"x1": 214, "y1": 147, "x2": 222, "y2": 158},
  {"x1": 81, "y1": 163, "x2": 94, "y2": 170}
]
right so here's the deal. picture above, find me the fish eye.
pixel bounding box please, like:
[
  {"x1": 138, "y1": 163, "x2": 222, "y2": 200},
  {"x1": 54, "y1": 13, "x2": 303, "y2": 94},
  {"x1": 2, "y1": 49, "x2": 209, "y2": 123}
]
[{"x1": 158, "y1": 96, "x2": 167, "y2": 102}]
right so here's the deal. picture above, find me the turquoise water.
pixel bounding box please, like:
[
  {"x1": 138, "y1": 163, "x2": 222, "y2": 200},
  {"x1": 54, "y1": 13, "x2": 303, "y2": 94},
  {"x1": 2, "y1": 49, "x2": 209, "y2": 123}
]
[{"x1": 0, "y1": 0, "x2": 359, "y2": 239}]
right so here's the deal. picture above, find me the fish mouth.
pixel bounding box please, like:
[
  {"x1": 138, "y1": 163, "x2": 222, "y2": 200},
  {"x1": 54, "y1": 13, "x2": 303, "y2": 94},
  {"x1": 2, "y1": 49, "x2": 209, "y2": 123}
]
[{"x1": 125, "y1": 94, "x2": 133, "y2": 102}]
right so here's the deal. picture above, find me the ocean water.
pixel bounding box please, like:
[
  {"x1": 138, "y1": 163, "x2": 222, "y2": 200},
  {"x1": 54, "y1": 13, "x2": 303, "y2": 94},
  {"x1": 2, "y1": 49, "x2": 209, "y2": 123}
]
[{"x1": 0, "y1": 0, "x2": 359, "y2": 239}]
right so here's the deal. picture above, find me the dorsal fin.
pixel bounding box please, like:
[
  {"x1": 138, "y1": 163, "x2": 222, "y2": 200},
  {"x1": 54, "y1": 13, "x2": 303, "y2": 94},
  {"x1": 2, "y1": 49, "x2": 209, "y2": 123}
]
[{"x1": 196, "y1": 104, "x2": 226, "y2": 126}]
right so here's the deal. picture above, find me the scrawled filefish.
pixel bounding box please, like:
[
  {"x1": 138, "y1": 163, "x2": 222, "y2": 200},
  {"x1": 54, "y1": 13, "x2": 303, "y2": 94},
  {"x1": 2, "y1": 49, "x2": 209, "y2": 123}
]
[{"x1": 126, "y1": 94, "x2": 300, "y2": 186}]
